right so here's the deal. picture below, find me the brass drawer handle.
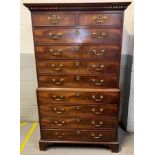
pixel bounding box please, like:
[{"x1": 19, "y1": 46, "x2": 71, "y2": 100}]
[
  {"x1": 54, "y1": 120, "x2": 65, "y2": 126},
  {"x1": 91, "y1": 133, "x2": 103, "y2": 139},
  {"x1": 51, "y1": 64, "x2": 63, "y2": 71},
  {"x1": 93, "y1": 15, "x2": 107, "y2": 23},
  {"x1": 48, "y1": 15, "x2": 61, "y2": 24},
  {"x1": 92, "y1": 49, "x2": 105, "y2": 56},
  {"x1": 92, "y1": 120, "x2": 103, "y2": 127},
  {"x1": 53, "y1": 108, "x2": 64, "y2": 114},
  {"x1": 52, "y1": 95, "x2": 64, "y2": 101},
  {"x1": 48, "y1": 33, "x2": 62, "y2": 40},
  {"x1": 92, "y1": 64, "x2": 104, "y2": 71},
  {"x1": 92, "y1": 79, "x2": 104, "y2": 86},
  {"x1": 75, "y1": 75, "x2": 80, "y2": 81},
  {"x1": 49, "y1": 49, "x2": 62, "y2": 56},
  {"x1": 52, "y1": 78, "x2": 64, "y2": 85},
  {"x1": 92, "y1": 108, "x2": 103, "y2": 115},
  {"x1": 92, "y1": 32, "x2": 106, "y2": 39},
  {"x1": 92, "y1": 95, "x2": 104, "y2": 102},
  {"x1": 55, "y1": 132, "x2": 65, "y2": 138}
]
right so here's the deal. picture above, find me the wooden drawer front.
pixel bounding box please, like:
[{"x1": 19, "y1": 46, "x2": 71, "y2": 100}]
[
  {"x1": 39, "y1": 104, "x2": 118, "y2": 117},
  {"x1": 37, "y1": 60, "x2": 119, "y2": 75},
  {"x1": 34, "y1": 28, "x2": 121, "y2": 44},
  {"x1": 41, "y1": 117, "x2": 118, "y2": 129},
  {"x1": 84, "y1": 46, "x2": 120, "y2": 60},
  {"x1": 32, "y1": 13, "x2": 76, "y2": 26},
  {"x1": 38, "y1": 75, "x2": 118, "y2": 88},
  {"x1": 35, "y1": 45, "x2": 83, "y2": 59},
  {"x1": 41, "y1": 129, "x2": 117, "y2": 142},
  {"x1": 37, "y1": 90, "x2": 119, "y2": 104},
  {"x1": 79, "y1": 13, "x2": 122, "y2": 26},
  {"x1": 35, "y1": 45, "x2": 120, "y2": 60}
]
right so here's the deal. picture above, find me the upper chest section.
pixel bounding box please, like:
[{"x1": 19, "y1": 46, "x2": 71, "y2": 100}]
[{"x1": 24, "y1": 2, "x2": 131, "y2": 28}]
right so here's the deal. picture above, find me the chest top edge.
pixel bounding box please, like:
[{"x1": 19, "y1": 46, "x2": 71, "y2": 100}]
[{"x1": 23, "y1": 2, "x2": 131, "y2": 12}]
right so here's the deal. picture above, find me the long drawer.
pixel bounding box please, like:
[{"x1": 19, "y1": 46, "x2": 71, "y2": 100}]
[
  {"x1": 39, "y1": 104, "x2": 118, "y2": 117},
  {"x1": 37, "y1": 89, "x2": 120, "y2": 104},
  {"x1": 41, "y1": 129, "x2": 117, "y2": 142},
  {"x1": 37, "y1": 60, "x2": 119, "y2": 75},
  {"x1": 38, "y1": 75, "x2": 118, "y2": 88},
  {"x1": 34, "y1": 28, "x2": 121, "y2": 44},
  {"x1": 35, "y1": 45, "x2": 120, "y2": 60},
  {"x1": 40, "y1": 117, "x2": 118, "y2": 129}
]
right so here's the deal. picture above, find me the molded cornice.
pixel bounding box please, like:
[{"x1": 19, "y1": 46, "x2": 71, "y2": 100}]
[{"x1": 24, "y1": 2, "x2": 131, "y2": 11}]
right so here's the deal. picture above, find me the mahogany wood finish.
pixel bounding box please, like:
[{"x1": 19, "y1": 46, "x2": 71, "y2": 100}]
[
  {"x1": 84, "y1": 45, "x2": 120, "y2": 59},
  {"x1": 35, "y1": 45, "x2": 120, "y2": 60},
  {"x1": 39, "y1": 104, "x2": 119, "y2": 117},
  {"x1": 37, "y1": 89, "x2": 120, "y2": 104},
  {"x1": 34, "y1": 28, "x2": 121, "y2": 44},
  {"x1": 35, "y1": 45, "x2": 83, "y2": 59},
  {"x1": 32, "y1": 12, "x2": 76, "y2": 26},
  {"x1": 41, "y1": 129, "x2": 117, "y2": 142},
  {"x1": 78, "y1": 13, "x2": 122, "y2": 27},
  {"x1": 37, "y1": 60, "x2": 119, "y2": 75},
  {"x1": 24, "y1": 2, "x2": 131, "y2": 153},
  {"x1": 41, "y1": 117, "x2": 118, "y2": 129},
  {"x1": 38, "y1": 75, "x2": 118, "y2": 88}
]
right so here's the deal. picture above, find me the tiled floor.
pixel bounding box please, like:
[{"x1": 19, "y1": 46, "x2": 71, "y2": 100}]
[{"x1": 20, "y1": 122, "x2": 134, "y2": 155}]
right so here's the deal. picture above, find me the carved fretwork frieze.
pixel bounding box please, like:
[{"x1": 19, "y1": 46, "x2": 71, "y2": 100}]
[{"x1": 24, "y1": 2, "x2": 131, "y2": 11}]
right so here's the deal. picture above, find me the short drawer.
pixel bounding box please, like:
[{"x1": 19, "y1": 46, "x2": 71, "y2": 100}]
[
  {"x1": 37, "y1": 89, "x2": 120, "y2": 104},
  {"x1": 34, "y1": 28, "x2": 121, "y2": 44},
  {"x1": 39, "y1": 104, "x2": 119, "y2": 117},
  {"x1": 41, "y1": 117, "x2": 118, "y2": 129},
  {"x1": 78, "y1": 13, "x2": 122, "y2": 26},
  {"x1": 38, "y1": 75, "x2": 118, "y2": 88},
  {"x1": 32, "y1": 12, "x2": 76, "y2": 26},
  {"x1": 41, "y1": 129, "x2": 117, "y2": 142},
  {"x1": 37, "y1": 60, "x2": 119, "y2": 75}
]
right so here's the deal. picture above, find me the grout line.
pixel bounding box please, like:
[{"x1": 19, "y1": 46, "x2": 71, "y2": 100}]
[
  {"x1": 20, "y1": 122, "x2": 28, "y2": 127},
  {"x1": 20, "y1": 121, "x2": 38, "y2": 153}
]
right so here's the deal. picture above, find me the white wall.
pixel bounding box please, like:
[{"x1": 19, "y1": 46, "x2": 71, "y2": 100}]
[
  {"x1": 20, "y1": 0, "x2": 38, "y2": 121},
  {"x1": 20, "y1": 0, "x2": 134, "y2": 131}
]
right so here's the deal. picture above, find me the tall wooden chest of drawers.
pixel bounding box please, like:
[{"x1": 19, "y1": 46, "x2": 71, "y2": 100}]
[{"x1": 24, "y1": 2, "x2": 131, "y2": 153}]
